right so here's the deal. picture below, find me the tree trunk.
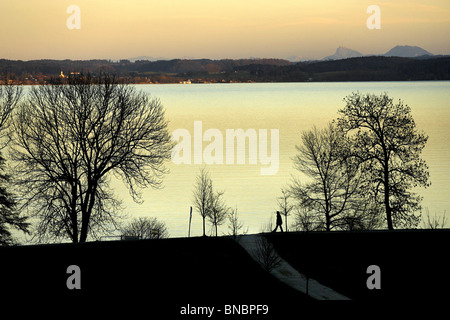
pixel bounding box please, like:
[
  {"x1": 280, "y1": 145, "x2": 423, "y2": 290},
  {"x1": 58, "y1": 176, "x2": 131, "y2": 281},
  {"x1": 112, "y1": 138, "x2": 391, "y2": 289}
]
[
  {"x1": 80, "y1": 216, "x2": 89, "y2": 243},
  {"x1": 325, "y1": 209, "x2": 332, "y2": 231},
  {"x1": 188, "y1": 206, "x2": 192, "y2": 238},
  {"x1": 383, "y1": 163, "x2": 394, "y2": 230},
  {"x1": 79, "y1": 181, "x2": 98, "y2": 243},
  {"x1": 384, "y1": 178, "x2": 394, "y2": 230},
  {"x1": 70, "y1": 183, "x2": 79, "y2": 243},
  {"x1": 202, "y1": 215, "x2": 206, "y2": 237},
  {"x1": 70, "y1": 214, "x2": 79, "y2": 243}
]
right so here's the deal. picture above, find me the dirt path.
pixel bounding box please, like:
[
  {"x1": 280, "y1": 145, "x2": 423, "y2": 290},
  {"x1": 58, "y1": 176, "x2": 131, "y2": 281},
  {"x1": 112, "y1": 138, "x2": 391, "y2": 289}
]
[{"x1": 238, "y1": 234, "x2": 350, "y2": 300}]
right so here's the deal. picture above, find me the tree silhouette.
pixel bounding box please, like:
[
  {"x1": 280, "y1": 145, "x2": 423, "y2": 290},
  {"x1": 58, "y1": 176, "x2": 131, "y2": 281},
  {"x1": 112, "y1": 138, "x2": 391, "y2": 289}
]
[
  {"x1": 227, "y1": 207, "x2": 247, "y2": 240},
  {"x1": 207, "y1": 188, "x2": 228, "y2": 237},
  {"x1": 338, "y1": 92, "x2": 430, "y2": 229},
  {"x1": 193, "y1": 167, "x2": 213, "y2": 237},
  {"x1": 0, "y1": 85, "x2": 22, "y2": 146},
  {"x1": 192, "y1": 167, "x2": 229, "y2": 237},
  {"x1": 122, "y1": 217, "x2": 169, "y2": 239},
  {"x1": 0, "y1": 85, "x2": 29, "y2": 245},
  {"x1": 277, "y1": 188, "x2": 293, "y2": 232},
  {"x1": 290, "y1": 123, "x2": 361, "y2": 231},
  {"x1": 421, "y1": 209, "x2": 448, "y2": 229},
  {"x1": 0, "y1": 154, "x2": 29, "y2": 245},
  {"x1": 255, "y1": 236, "x2": 281, "y2": 272},
  {"x1": 12, "y1": 75, "x2": 173, "y2": 243},
  {"x1": 291, "y1": 207, "x2": 324, "y2": 232}
]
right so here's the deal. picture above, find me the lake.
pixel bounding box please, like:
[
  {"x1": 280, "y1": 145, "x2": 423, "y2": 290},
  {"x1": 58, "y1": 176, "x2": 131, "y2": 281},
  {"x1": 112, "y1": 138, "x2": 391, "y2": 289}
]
[{"x1": 107, "y1": 81, "x2": 450, "y2": 237}]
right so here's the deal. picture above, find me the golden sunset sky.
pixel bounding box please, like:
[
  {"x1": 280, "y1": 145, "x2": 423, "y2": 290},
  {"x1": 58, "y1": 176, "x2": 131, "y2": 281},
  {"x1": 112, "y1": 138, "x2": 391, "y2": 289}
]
[{"x1": 0, "y1": 0, "x2": 449, "y2": 60}]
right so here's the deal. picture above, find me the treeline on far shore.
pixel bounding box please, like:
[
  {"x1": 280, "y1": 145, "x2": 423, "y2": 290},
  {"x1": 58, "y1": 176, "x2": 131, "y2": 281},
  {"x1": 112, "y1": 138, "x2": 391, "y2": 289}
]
[{"x1": 1, "y1": 55, "x2": 449, "y2": 84}]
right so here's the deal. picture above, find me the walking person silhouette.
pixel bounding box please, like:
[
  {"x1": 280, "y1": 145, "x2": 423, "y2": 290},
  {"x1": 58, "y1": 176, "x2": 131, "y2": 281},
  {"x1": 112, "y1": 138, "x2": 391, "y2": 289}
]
[{"x1": 272, "y1": 211, "x2": 284, "y2": 232}]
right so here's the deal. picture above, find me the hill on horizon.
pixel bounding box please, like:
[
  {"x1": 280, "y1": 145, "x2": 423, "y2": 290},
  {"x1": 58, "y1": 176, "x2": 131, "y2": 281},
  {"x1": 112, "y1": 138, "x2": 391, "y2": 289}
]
[{"x1": 384, "y1": 45, "x2": 433, "y2": 57}]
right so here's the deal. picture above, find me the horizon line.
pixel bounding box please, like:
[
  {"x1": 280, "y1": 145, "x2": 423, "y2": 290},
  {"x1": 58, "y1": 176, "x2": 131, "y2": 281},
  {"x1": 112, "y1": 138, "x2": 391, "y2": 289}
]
[{"x1": 2, "y1": 53, "x2": 449, "y2": 64}]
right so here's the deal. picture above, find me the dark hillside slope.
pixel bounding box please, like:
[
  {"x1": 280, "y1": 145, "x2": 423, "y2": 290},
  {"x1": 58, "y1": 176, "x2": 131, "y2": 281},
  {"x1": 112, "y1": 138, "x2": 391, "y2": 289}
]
[
  {"x1": 0, "y1": 237, "x2": 308, "y2": 315},
  {"x1": 265, "y1": 229, "x2": 450, "y2": 301}
]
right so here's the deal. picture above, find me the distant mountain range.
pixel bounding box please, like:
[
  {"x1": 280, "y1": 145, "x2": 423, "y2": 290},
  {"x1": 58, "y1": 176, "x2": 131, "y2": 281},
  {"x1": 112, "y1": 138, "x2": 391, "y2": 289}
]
[
  {"x1": 2, "y1": 47, "x2": 449, "y2": 83},
  {"x1": 322, "y1": 45, "x2": 434, "y2": 61},
  {"x1": 323, "y1": 47, "x2": 363, "y2": 60},
  {"x1": 128, "y1": 46, "x2": 436, "y2": 63},
  {"x1": 125, "y1": 45, "x2": 436, "y2": 63}
]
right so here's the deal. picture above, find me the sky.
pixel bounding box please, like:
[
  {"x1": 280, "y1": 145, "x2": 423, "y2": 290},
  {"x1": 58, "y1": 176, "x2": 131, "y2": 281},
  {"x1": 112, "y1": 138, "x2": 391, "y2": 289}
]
[{"x1": 0, "y1": 0, "x2": 449, "y2": 60}]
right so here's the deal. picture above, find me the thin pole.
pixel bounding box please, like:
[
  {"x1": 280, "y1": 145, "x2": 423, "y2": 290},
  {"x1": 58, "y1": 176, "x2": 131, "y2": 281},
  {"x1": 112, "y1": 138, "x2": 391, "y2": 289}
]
[{"x1": 188, "y1": 206, "x2": 192, "y2": 238}]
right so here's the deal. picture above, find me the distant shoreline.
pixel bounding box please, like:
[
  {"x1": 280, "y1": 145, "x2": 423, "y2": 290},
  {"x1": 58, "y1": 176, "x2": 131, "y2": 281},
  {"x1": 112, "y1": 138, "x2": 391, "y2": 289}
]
[
  {"x1": 1, "y1": 56, "x2": 449, "y2": 85},
  {"x1": 2, "y1": 80, "x2": 450, "y2": 86}
]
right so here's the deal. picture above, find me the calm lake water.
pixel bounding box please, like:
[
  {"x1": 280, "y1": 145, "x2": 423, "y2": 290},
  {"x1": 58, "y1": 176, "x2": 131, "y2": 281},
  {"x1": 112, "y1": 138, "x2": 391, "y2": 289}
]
[{"x1": 106, "y1": 81, "x2": 450, "y2": 237}]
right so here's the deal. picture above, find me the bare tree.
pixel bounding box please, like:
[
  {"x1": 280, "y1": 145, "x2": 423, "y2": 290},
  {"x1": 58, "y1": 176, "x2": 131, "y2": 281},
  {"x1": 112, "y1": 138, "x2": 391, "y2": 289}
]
[
  {"x1": 338, "y1": 199, "x2": 384, "y2": 231},
  {"x1": 260, "y1": 217, "x2": 274, "y2": 233},
  {"x1": 208, "y1": 189, "x2": 229, "y2": 237},
  {"x1": 227, "y1": 207, "x2": 248, "y2": 240},
  {"x1": 12, "y1": 75, "x2": 173, "y2": 243},
  {"x1": 193, "y1": 167, "x2": 213, "y2": 237},
  {"x1": 277, "y1": 188, "x2": 293, "y2": 232},
  {"x1": 290, "y1": 123, "x2": 362, "y2": 231},
  {"x1": 421, "y1": 208, "x2": 448, "y2": 229},
  {"x1": 291, "y1": 206, "x2": 325, "y2": 232},
  {"x1": 338, "y1": 92, "x2": 430, "y2": 229},
  {"x1": 255, "y1": 236, "x2": 282, "y2": 273},
  {"x1": 192, "y1": 167, "x2": 229, "y2": 237},
  {"x1": 0, "y1": 85, "x2": 22, "y2": 147},
  {"x1": 122, "y1": 217, "x2": 169, "y2": 239}
]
